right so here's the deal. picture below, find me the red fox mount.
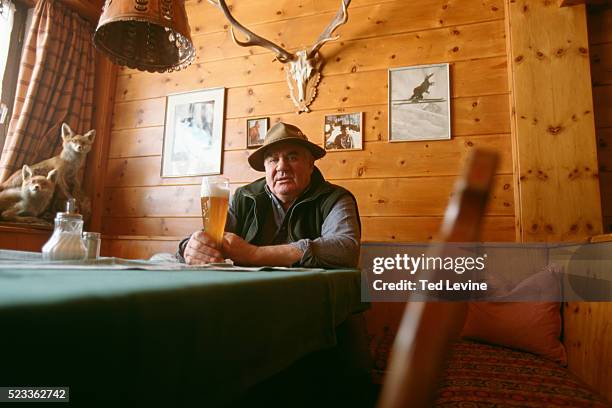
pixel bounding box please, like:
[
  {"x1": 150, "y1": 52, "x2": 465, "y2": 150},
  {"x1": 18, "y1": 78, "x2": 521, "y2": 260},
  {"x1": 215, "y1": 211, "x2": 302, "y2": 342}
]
[
  {"x1": 0, "y1": 123, "x2": 95, "y2": 220},
  {"x1": 0, "y1": 165, "x2": 58, "y2": 223}
]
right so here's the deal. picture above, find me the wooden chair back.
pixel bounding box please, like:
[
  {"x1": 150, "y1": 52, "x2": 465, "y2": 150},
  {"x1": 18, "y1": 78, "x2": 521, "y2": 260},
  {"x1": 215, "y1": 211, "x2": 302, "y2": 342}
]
[{"x1": 377, "y1": 149, "x2": 499, "y2": 408}]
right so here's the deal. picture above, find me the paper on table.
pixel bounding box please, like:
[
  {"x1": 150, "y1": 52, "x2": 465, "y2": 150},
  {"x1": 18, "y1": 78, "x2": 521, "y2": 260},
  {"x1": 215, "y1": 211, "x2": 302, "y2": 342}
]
[{"x1": 0, "y1": 253, "x2": 324, "y2": 272}]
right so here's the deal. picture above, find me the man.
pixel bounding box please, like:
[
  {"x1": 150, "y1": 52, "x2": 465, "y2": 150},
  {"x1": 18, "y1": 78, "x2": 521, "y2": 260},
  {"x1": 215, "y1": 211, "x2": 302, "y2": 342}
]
[
  {"x1": 177, "y1": 122, "x2": 361, "y2": 268},
  {"x1": 333, "y1": 125, "x2": 353, "y2": 149},
  {"x1": 248, "y1": 120, "x2": 262, "y2": 146}
]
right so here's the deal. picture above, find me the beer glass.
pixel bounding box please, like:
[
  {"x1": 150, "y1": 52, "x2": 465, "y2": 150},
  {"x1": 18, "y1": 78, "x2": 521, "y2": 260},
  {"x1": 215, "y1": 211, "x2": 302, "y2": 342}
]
[{"x1": 200, "y1": 176, "x2": 230, "y2": 247}]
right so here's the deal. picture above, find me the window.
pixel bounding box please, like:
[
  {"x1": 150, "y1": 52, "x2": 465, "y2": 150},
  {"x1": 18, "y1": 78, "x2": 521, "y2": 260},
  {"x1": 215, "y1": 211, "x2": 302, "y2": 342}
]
[{"x1": 0, "y1": 0, "x2": 30, "y2": 150}]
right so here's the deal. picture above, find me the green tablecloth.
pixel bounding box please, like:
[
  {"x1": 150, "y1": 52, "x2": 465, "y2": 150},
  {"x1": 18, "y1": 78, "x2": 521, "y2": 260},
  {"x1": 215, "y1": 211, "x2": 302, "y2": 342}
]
[{"x1": 0, "y1": 263, "x2": 365, "y2": 406}]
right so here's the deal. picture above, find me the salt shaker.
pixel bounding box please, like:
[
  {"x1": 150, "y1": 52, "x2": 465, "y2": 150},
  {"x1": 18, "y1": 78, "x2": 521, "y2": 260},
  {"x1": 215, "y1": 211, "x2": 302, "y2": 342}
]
[
  {"x1": 82, "y1": 232, "x2": 101, "y2": 259},
  {"x1": 42, "y1": 199, "x2": 87, "y2": 261}
]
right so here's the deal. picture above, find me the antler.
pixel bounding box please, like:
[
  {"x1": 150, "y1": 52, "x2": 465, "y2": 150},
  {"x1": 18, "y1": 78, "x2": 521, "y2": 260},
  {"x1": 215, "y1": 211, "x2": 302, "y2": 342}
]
[
  {"x1": 207, "y1": 0, "x2": 295, "y2": 63},
  {"x1": 308, "y1": 0, "x2": 351, "y2": 58}
]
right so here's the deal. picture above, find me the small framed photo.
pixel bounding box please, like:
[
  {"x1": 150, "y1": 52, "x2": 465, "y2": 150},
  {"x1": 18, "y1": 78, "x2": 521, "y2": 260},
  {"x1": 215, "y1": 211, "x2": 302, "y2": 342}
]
[
  {"x1": 323, "y1": 112, "x2": 363, "y2": 151},
  {"x1": 246, "y1": 117, "x2": 268, "y2": 148},
  {"x1": 389, "y1": 63, "x2": 450, "y2": 142},
  {"x1": 161, "y1": 87, "x2": 225, "y2": 177}
]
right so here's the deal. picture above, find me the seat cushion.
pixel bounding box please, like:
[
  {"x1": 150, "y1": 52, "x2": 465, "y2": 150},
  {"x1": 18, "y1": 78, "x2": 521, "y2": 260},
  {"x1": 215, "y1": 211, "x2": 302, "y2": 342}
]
[{"x1": 435, "y1": 340, "x2": 610, "y2": 407}]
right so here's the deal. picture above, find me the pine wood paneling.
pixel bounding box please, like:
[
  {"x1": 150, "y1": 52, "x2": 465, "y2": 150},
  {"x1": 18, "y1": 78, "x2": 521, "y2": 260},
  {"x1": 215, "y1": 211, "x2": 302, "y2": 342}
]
[
  {"x1": 101, "y1": 237, "x2": 179, "y2": 259},
  {"x1": 0, "y1": 225, "x2": 51, "y2": 252},
  {"x1": 587, "y1": 5, "x2": 612, "y2": 44},
  {"x1": 361, "y1": 216, "x2": 515, "y2": 242},
  {"x1": 108, "y1": 127, "x2": 165, "y2": 158},
  {"x1": 590, "y1": 42, "x2": 612, "y2": 86},
  {"x1": 506, "y1": 1, "x2": 607, "y2": 401},
  {"x1": 597, "y1": 128, "x2": 612, "y2": 171},
  {"x1": 100, "y1": 215, "x2": 515, "y2": 243},
  {"x1": 115, "y1": 57, "x2": 508, "y2": 106},
  {"x1": 111, "y1": 92, "x2": 510, "y2": 146},
  {"x1": 593, "y1": 85, "x2": 612, "y2": 128},
  {"x1": 183, "y1": 0, "x2": 503, "y2": 40},
  {"x1": 119, "y1": 0, "x2": 504, "y2": 72},
  {"x1": 103, "y1": 175, "x2": 513, "y2": 218},
  {"x1": 506, "y1": 0, "x2": 602, "y2": 241},
  {"x1": 601, "y1": 172, "x2": 612, "y2": 217},
  {"x1": 116, "y1": 20, "x2": 507, "y2": 90},
  {"x1": 604, "y1": 216, "x2": 612, "y2": 233},
  {"x1": 105, "y1": 134, "x2": 511, "y2": 187}
]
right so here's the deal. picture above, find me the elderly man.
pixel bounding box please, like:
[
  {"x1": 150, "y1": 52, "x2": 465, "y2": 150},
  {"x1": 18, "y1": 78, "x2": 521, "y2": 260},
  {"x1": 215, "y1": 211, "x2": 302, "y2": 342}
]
[{"x1": 177, "y1": 122, "x2": 361, "y2": 268}]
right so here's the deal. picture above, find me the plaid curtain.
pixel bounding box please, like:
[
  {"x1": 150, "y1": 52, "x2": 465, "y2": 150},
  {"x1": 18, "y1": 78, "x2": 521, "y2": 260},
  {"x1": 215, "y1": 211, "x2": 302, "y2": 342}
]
[{"x1": 0, "y1": 0, "x2": 95, "y2": 181}]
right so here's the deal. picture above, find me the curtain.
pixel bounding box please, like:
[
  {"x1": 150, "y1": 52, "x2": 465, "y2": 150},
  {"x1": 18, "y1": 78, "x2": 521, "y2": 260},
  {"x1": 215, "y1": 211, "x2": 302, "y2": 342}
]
[{"x1": 0, "y1": 0, "x2": 95, "y2": 181}]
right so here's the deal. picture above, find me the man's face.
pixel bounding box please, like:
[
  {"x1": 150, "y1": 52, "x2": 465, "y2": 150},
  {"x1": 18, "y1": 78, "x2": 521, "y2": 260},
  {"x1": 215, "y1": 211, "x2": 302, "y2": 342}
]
[{"x1": 263, "y1": 142, "x2": 315, "y2": 204}]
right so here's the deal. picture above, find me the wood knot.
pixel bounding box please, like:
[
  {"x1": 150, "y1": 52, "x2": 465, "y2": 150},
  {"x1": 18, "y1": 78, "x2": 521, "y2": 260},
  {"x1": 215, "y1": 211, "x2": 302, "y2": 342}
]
[
  {"x1": 466, "y1": 140, "x2": 474, "y2": 147},
  {"x1": 452, "y1": 46, "x2": 459, "y2": 52},
  {"x1": 545, "y1": 224, "x2": 554, "y2": 233},
  {"x1": 351, "y1": 66, "x2": 357, "y2": 73},
  {"x1": 536, "y1": 51, "x2": 545, "y2": 59},
  {"x1": 503, "y1": 183, "x2": 510, "y2": 190},
  {"x1": 570, "y1": 224, "x2": 578, "y2": 232},
  {"x1": 451, "y1": 29, "x2": 460, "y2": 36},
  {"x1": 547, "y1": 126, "x2": 562, "y2": 135},
  {"x1": 472, "y1": 101, "x2": 478, "y2": 107},
  {"x1": 514, "y1": 55, "x2": 524, "y2": 63},
  {"x1": 531, "y1": 223, "x2": 538, "y2": 231},
  {"x1": 578, "y1": 47, "x2": 588, "y2": 54},
  {"x1": 555, "y1": 48, "x2": 565, "y2": 57}
]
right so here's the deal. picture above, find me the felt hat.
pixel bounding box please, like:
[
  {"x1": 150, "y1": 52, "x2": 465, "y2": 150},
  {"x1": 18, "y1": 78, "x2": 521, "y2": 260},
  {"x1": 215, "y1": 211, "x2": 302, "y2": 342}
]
[{"x1": 248, "y1": 122, "x2": 326, "y2": 171}]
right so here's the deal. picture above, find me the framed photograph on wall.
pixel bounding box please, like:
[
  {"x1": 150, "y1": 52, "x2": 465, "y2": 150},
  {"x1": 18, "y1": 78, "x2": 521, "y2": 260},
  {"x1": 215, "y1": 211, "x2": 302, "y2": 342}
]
[
  {"x1": 389, "y1": 63, "x2": 450, "y2": 142},
  {"x1": 161, "y1": 87, "x2": 225, "y2": 177},
  {"x1": 246, "y1": 117, "x2": 268, "y2": 148},
  {"x1": 323, "y1": 112, "x2": 363, "y2": 151}
]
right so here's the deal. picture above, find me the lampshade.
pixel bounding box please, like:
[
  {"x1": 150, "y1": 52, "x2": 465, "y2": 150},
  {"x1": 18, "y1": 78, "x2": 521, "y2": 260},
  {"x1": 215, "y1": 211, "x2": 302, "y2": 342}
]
[{"x1": 93, "y1": 0, "x2": 195, "y2": 73}]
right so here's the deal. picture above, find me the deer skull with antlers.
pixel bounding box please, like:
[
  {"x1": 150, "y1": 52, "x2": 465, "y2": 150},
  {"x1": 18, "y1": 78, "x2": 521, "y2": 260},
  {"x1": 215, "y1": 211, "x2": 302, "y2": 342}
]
[{"x1": 208, "y1": 0, "x2": 351, "y2": 113}]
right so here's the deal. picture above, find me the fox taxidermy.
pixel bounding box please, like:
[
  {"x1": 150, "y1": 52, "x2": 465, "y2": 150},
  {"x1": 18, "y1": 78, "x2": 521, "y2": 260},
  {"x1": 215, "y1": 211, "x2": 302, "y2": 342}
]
[
  {"x1": 0, "y1": 165, "x2": 58, "y2": 223},
  {"x1": 0, "y1": 123, "x2": 95, "y2": 219}
]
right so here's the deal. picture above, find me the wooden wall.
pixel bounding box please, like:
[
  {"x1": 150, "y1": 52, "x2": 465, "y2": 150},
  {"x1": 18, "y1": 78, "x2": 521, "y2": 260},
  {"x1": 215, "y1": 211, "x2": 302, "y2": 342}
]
[
  {"x1": 589, "y1": 5, "x2": 612, "y2": 233},
  {"x1": 101, "y1": 0, "x2": 514, "y2": 258}
]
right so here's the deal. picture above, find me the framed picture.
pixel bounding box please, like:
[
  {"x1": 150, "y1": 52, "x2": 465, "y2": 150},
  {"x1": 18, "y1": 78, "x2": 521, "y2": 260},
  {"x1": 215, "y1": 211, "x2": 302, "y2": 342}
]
[
  {"x1": 246, "y1": 117, "x2": 268, "y2": 148},
  {"x1": 389, "y1": 63, "x2": 450, "y2": 142},
  {"x1": 323, "y1": 112, "x2": 363, "y2": 151},
  {"x1": 161, "y1": 88, "x2": 225, "y2": 177}
]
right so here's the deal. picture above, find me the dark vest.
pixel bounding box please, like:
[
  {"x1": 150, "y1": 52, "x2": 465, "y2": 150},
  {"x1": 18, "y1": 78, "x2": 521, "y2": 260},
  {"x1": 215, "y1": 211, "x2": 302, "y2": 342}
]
[{"x1": 233, "y1": 167, "x2": 359, "y2": 244}]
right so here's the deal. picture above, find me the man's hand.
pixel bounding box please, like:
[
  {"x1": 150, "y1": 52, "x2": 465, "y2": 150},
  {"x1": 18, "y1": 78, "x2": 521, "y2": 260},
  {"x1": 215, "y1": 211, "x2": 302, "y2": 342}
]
[
  {"x1": 184, "y1": 231, "x2": 224, "y2": 265},
  {"x1": 222, "y1": 232, "x2": 258, "y2": 265}
]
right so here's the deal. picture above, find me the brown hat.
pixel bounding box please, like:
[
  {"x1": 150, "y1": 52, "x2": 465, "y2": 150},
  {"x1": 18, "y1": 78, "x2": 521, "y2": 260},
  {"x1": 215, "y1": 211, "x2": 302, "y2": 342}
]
[{"x1": 248, "y1": 122, "x2": 326, "y2": 171}]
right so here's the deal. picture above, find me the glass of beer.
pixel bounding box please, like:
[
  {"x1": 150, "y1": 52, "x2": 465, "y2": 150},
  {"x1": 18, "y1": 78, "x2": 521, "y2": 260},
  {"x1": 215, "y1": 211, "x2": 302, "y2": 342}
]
[{"x1": 200, "y1": 176, "x2": 230, "y2": 247}]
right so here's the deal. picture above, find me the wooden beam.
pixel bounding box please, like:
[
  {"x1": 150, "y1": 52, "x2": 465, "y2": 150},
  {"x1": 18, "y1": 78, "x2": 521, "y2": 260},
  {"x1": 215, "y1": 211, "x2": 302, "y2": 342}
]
[
  {"x1": 16, "y1": 0, "x2": 103, "y2": 24},
  {"x1": 505, "y1": 0, "x2": 610, "y2": 401},
  {"x1": 84, "y1": 51, "x2": 118, "y2": 233}
]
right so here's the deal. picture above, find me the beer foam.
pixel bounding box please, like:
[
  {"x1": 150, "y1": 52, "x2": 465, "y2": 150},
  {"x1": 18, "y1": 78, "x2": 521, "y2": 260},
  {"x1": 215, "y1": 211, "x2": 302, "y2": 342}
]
[{"x1": 201, "y1": 181, "x2": 230, "y2": 197}]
